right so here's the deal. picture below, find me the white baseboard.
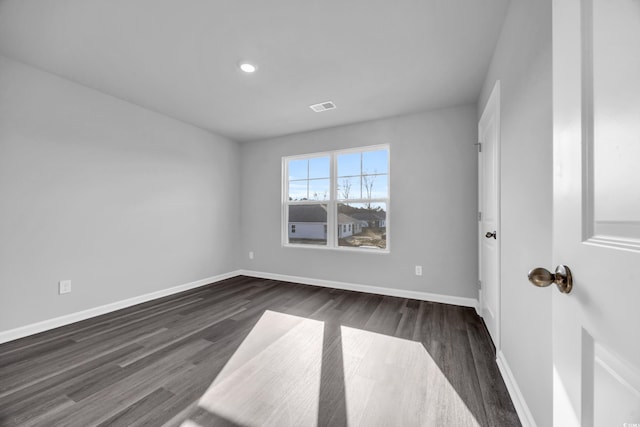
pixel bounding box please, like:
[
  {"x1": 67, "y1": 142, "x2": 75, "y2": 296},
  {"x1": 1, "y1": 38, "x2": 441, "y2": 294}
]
[
  {"x1": 0, "y1": 270, "x2": 242, "y2": 345},
  {"x1": 238, "y1": 269, "x2": 478, "y2": 308},
  {"x1": 1, "y1": 270, "x2": 478, "y2": 344},
  {"x1": 496, "y1": 350, "x2": 537, "y2": 427},
  {"x1": 476, "y1": 289, "x2": 483, "y2": 317}
]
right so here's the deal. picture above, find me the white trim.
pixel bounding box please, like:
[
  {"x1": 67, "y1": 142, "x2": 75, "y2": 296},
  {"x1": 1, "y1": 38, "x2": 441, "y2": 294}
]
[
  {"x1": 1, "y1": 269, "x2": 479, "y2": 344},
  {"x1": 0, "y1": 270, "x2": 242, "y2": 345},
  {"x1": 476, "y1": 289, "x2": 483, "y2": 316},
  {"x1": 282, "y1": 242, "x2": 390, "y2": 254},
  {"x1": 239, "y1": 269, "x2": 478, "y2": 308},
  {"x1": 496, "y1": 350, "x2": 537, "y2": 427}
]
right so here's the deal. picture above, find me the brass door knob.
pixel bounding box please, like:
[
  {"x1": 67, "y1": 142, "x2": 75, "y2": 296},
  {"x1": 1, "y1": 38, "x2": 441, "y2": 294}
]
[
  {"x1": 527, "y1": 265, "x2": 573, "y2": 294},
  {"x1": 485, "y1": 231, "x2": 496, "y2": 239}
]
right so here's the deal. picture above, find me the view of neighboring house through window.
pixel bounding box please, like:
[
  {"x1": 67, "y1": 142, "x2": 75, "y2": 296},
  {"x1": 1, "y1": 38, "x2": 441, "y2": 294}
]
[
  {"x1": 283, "y1": 145, "x2": 389, "y2": 251},
  {"x1": 286, "y1": 155, "x2": 330, "y2": 245}
]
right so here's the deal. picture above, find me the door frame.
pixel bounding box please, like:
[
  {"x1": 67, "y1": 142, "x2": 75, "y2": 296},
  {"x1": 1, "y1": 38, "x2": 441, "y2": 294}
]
[{"x1": 478, "y1": 80, "x2": 502, "y2": 350}]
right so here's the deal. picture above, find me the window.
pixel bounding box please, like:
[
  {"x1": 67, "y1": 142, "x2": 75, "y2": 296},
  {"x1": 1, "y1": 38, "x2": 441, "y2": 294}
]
[{"x1": 283, "y1": 145, "x2": 389, "y2": 251}]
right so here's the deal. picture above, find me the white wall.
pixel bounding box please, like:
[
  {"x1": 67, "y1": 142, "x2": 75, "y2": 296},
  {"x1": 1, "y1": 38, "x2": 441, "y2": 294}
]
[
  {"x1": 0, "y1": 55, "x2": 240, "y2": 332},
  {"x1": 478, "y1": 0, "x2": 553, "y2": 425},
  {"x1": 240, "y1": 105, "x2": 479, "y2": 299}
]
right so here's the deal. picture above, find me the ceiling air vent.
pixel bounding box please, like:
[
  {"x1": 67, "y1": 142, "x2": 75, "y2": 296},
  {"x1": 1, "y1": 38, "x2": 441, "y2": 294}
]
[{"x1": 310, "y1": 101, "x2": 336, "y2": 112}]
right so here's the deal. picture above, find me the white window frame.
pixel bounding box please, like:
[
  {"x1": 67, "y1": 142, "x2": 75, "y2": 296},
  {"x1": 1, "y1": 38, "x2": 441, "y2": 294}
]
[{"x1": 282, "y1": 144, "x2": 390, "y2": 253}]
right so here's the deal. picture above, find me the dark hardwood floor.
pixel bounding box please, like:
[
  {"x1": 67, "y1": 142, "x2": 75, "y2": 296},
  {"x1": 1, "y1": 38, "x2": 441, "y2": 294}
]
[{"x1": 0, "y1": 276, "x2": 520, "y2": 427}]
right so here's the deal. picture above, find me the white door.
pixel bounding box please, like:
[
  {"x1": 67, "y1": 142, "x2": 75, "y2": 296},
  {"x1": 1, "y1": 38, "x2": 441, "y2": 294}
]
[
  {"x1": 478, "y1": 81, "x2": 501, "y2": 348},
  {"x1": 551, "y1": 0, "x2": 640, "y2": 425}
]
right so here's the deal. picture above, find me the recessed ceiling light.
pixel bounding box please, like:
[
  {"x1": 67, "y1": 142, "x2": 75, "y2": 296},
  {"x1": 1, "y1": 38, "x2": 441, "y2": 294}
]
[{"x1": 239, "y1": 62, "x2": 257, "y2": 73}]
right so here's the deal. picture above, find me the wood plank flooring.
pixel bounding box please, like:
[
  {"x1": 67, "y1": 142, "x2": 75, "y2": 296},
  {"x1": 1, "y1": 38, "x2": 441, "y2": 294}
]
[{"x1": 0, "y1": 276, "x2": 521, "y2": 426}]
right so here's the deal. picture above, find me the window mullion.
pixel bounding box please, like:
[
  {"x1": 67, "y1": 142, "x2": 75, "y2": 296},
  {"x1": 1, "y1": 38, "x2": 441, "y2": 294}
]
[
  {"x1": 328, "y1": 152, "x2": 337, "y2": 248},
  {"x1": 360, "y1": 152, "x2": 364, "y2": 199},
  {"x1": 306, "y1": 160, "x2": 310, "y2": 200},
  {"x1": 282, "y1": 158, "x2": 289, "y2": 246}
]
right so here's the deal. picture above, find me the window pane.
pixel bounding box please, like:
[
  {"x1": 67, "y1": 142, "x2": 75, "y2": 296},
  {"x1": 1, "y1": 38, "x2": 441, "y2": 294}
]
[
  {"x1": 363, "y1": 174, "x2": 388, "y2": 199},
  {"x1": 288, "y1": 156, "x2": 330, "y2": 201},
  {"x1": 308, "y1": 179, "x2": 330, "y2": 201},
  {"x1": 337, "y1": 203, "x2": 387, "y2": 249},
  {"x1": 337, "y1": 176, "x2": 361, "y2": 200},
  {"x1": 288, "y1": 180, "x2": 307, "y2": 201},
  {"x1": 288, "y1": 159, "x2": 308, "y2": 181},
  {"x1": 308, "y1": 156, "x2": 330, "y2": 179},
  {"x1": 362, "y1": 149, "x2": 388, "y2": 174},
  {"x1": 288, "y1": 204, "x2": 328, "y2": 246},
  {"x1": 337, "y1": 153, "x2": 361, "y2": 177}
]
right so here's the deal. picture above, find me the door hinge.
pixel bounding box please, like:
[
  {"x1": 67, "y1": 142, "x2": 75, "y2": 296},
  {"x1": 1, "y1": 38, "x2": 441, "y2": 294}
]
[
  {"x1": 478, "y1": 279, "x2": 482, "y2": 287},
  {"x1": 475, "y1": 142, "x2": 482, "y2": 152},
  {"x1": 478, "y1": 211, "x2": 482, "y2": 221}
]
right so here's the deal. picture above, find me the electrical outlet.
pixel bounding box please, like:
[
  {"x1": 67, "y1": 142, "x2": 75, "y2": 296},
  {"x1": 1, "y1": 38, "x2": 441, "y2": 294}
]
[
  {"x1": 415, "y1": 266, "x2": 423, "y2": 276},
  {"x1": 59, "y1": 280, "x2": 71, "y2": 295},
  {"x1": 249, "y1": 251, "x2": 254, "y2": 260}
]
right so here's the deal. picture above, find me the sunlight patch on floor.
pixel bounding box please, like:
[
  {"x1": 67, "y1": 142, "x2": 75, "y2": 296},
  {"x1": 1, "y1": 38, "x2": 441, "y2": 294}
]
[
  {"x1": 190, "y1": 310, "x2": 480, "y2": 427},
  {"x1": 340, "y1": 326, "x2": 480, "y2": 427},
  {"x1": 196, "y1": 310, "x2": 324, "y2": 427}
]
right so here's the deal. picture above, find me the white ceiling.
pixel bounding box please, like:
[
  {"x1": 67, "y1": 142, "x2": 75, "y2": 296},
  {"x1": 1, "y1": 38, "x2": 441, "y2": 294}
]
[{"x1": 0, "y1": 0, "x2": 509, "y2": 142}]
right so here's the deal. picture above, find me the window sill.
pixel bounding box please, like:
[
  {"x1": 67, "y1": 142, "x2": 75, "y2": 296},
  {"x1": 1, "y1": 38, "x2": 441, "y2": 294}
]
[{"x1": 282, "y1": 243, "x2": 390, "y2": 254}]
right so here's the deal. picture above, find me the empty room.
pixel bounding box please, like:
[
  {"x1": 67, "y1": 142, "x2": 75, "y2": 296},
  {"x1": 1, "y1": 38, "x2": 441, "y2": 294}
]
[{"x1": 1, "y1": 1, "x2": 638, "y2": 426}]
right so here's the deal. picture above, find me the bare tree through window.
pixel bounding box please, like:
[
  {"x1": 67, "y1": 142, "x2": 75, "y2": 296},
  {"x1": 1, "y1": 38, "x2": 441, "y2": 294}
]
[
  {"x1": 363, "y1": 170, "x2": 377, "y2": 208},
  {"x1": 340, "y1": 178, "x2": 351, "y2": 203}
]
